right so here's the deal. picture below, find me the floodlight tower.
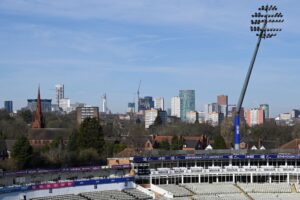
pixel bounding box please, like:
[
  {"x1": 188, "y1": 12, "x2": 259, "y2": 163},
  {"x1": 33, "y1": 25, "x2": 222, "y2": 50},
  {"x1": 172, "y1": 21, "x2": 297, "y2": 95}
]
[{"x1": 234, "y1": 5, "x2": 284, "y2": 150}]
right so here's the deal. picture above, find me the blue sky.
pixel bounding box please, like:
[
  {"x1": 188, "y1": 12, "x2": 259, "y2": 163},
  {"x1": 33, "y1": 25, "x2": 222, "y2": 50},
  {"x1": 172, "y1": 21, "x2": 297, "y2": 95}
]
[{"x1": 0, "y1": 0, "x2": 299, "y2": 116}]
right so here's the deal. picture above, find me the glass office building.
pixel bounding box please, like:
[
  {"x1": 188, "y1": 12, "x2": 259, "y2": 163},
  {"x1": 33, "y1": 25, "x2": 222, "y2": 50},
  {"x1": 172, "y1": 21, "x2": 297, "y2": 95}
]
[
  {"x1": 179, "y1": 90, "x2": 195, "y2": 121},
  {"x1": 4, "y1": 101, "x2": 13, "y2": 113}
]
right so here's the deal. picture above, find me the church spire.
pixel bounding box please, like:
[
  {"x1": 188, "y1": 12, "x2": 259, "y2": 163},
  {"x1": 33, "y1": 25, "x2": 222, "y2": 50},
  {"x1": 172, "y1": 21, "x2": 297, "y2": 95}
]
[{"x1": 32, "y1": 86, "x2": 45, "y2": 128}]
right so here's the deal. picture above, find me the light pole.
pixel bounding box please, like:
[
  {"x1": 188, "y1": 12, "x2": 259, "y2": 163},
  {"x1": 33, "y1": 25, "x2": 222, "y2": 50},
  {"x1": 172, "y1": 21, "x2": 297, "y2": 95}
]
[{"x1": 234, "y1": 5, "x2": 284, "y2": 150}]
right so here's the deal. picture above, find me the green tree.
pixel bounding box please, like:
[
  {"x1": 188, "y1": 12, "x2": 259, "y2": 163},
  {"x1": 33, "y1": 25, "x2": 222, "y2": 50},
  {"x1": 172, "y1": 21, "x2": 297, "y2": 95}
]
[
  {"x1": 171, "y1": 135, "x2": 184, "y2": 150},
  {"x1": 12, "y1": 136, "x2": 33, "y2": 169},
  {"x1": 0, "y1": 109, "x2": 12, "y2": 121},
  {"x1": 67, "y1": 129, "x2": 78, "y2": 152},
  {"x1": 0, "y1": 131, "x2": 8, "y2": 160},
  {"x1": 154, "y1": 115, "x2": 163, "y2": 126},
  {"x1": 17, "y1": 110, "x2": 33, "y2": 124},
  {"x1": 159, "y1": 140, "x2": 170, "y2": 150},
  {"x1": 77, "y1": 118, "x2": 105, "y2": 155},
  {"x1": 213, "y1": 135, "x2": 227, "y2": 149},
  {"x1": 78, "y1": 148, "x2": 99, "y2": 165},
  {"x1": 103, "y1": 142, "x2": 127, "y2": 157}
]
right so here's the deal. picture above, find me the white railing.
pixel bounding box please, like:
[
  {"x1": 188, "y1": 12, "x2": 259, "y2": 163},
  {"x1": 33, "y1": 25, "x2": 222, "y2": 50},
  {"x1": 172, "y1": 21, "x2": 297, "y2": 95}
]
[{"x1": 150, "y1": 166, "x2": 300, "y2": 175}]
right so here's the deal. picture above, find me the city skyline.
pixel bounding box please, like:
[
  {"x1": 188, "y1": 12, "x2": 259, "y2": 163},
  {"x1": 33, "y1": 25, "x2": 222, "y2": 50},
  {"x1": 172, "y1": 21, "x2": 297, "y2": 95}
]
[{"x1": 0, "y1": 1, "x2": 299, "y2": 116}]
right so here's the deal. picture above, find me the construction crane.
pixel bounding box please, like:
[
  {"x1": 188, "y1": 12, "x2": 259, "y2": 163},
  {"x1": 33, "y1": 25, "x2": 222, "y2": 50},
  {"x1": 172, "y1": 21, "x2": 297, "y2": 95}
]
[{"x1": 137, "y1": 80, "x2": 141, "y2": 112}]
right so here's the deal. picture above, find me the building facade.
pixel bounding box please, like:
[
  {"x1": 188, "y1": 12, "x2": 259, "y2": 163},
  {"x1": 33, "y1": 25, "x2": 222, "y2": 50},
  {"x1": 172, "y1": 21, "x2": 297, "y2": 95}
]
[
  {"x1": 55, "y1": 84, "x2": 64, "y2": 106},
  {"x1": 260, "y1": 104, "x2": 269, "y2": 119},
  {"x1": 279, "y1": 113, "x2": 292, "y2": 121},
  {"x1": 138, "y1": 96, "x2": 154, "y2": 112},
  {"x1": 154, "y1": 97, "x2": 164, "y2": 111},
  {"x1": 206, "y1": 112, "x2": 220, "y2": 126},
  {"x1": 245, "y1": 108, "x2": 265, "y2": 127},
  {"x1": 205, "y1": 103, "x2": 220, "y2": 114},
  {"x1": 217, "y1": 95, "x2": 228, "y2": 106},
  {"x1": 179, "y1": 90, "x2": 195, "y2": 121},
  {"x1": 145, "y1": 109, "x2": 167, "y2": 129},
  {"x1": 198, "y1": 111, "x2": 205, "y2": 123},
  {"x1": 219, "y1": 104, "x2": 228, "y2": 118},
  {"x1": 59, "y1": 98, "x2": 71, "y2": 113},
  {"x1": 186, "y1": 111, "x2": 198, "y2": 124},
  {"x1": 127, "y1": 102, "x2": 135, "y2": 113},
  {"x1": 4, "y1": 101, "x2": 13, "y2": 113},
  {"x1": 27, "y1": 99, "x2": 52, "y2": 112},
  {"x1": 291, "y1": 109, "x2": 300, "y2": 119},
  {"x1": 76, "y1": 106, "x2": 99, "y2": 125},
  {"x1": 171, "y1": 96, "x2": 180, "y2": 118}
]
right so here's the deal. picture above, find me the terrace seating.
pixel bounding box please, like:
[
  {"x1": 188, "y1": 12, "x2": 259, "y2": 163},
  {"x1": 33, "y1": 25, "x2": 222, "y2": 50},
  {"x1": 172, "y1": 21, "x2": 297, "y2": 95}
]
[
  {"x1": 157, "y1": 197, "x2": 191, "y2": 200},
  {"x1": 159, "y1": 184, "x2": 192, "y2": 197},
  {"x1": 249, "y1": 193, "x2": 300, "y2": 200},
  {"x1": 123, "y1": 188, "x2": 153, "y2": 199},
  {"x1": 81, "y1": 190, "x2": 135, "y2": 200},
  {"x1": 31, "y1": 194, "x2": 87, "y2": 200},
  {"x1": 238, "y1": 183, "x2": 292, "y2": 193},
  {"x1": 182, "y1": 183, "x2": 240, "y2": 195},
  {"x1": 192, "y1": 194, "x2": 248, "y2": 200}
]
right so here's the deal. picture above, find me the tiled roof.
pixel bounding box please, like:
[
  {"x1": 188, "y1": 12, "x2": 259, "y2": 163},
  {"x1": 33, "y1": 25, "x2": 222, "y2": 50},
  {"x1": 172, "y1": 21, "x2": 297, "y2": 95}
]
[
  {"x1": 27, "y1": 128, "x2": 71, "y2": 140},
  {"x1": 280, "y1": 138, "x2": 300, "y2": 149}
]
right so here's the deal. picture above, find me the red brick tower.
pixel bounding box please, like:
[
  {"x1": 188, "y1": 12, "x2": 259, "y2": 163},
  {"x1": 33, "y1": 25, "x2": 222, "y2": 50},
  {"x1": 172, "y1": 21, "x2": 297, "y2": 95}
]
[{"x1": 32, "y1": 87, "x2": 45, "y2": 128}]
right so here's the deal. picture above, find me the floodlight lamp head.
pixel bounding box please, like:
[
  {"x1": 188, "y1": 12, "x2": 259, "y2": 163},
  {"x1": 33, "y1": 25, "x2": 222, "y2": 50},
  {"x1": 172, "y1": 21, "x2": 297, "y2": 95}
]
[{"x1": 250, "y1": 5, "x2": 284, "y2": 39}]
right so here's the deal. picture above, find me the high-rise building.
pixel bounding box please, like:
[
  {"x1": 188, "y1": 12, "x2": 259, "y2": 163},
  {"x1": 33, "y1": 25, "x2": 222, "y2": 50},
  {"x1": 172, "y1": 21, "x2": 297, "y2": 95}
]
[
  {"x1": 171, "y1": 96, "x2": 180, "y2": 118},
  {"x1": 4, "y1": 101, "x2": 13, "y2": 113},
  {"x1": 32, "y1": 87, "x2": 45, "y2": 128},
  {"x1": 204, "y1": 103, "x2": 220, "y2": 121},
  {"x1": 27, "y1": 99, "x2": 52, "y2": 112},
  {"x1": 206, "y1": 112, "x2": 221, "y2": 126},
  {"x1": 154, "y1": 97, "x2": 164, "y2": 110},
  {"x1": 76, "y1": 106, "x2": 99, "y2": 125},
  {"x1": 55, "y1": 84, "x2": 64, "y2": 106},
  {"x1": 217, "y1": 95, "x2": 228, "y2": 119},
  {"x1": 204, "y1": 103, "x2": 219, "y2": 114},
  {"x1": 260, "y1": 104, "x2": 269, "y2": 119},
  {"x1": 291, "y1": 109, "x2": 300, "y2": 119},
  {"x1": 127, "y1": 102, "x2": 135, "y2": 113},
  {"x1": 138, "y1": 96, "x2": 154, "y2": 112},
  {"x1": 145, "y1": 109, "x2": 167, "y2": 129},
  {"x1": 219, "y1": 105, "x2": 228, "y2": 118},
  {"x1": 245, "y1": 108, "x2": 265, "y2": 127},
  {"x1": 217, "y1": 95, "x2": 228, "y2": 105},
  {"x1": 179, "y1": 90, "x2": 195, "y2": 121}
]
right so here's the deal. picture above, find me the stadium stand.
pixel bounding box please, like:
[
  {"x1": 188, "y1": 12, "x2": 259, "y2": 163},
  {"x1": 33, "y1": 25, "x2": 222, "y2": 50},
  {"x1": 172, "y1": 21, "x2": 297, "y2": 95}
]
[
  {"x1": 238, "y1": 183, "x2": 292, "y2": 193},
  {"x1": 182, "y1": 183, "x2": 240, "y2": 195},
  {"x1": 81, "y1": 190, "x2": 136, "y2": 200},
  {"x1": 29, "y1": 188, "x2": 154, "y2": 200},
  {"x1": 158, "y1": 184, "x2": 193, "y2": 197},
  {"x1": 156, "y1": 183, "x2": 300, "y2": 199},
  {"x1": 123, "y1": 188, "x2": 153, "y2": 199},
  {"x1": 192, "y1": 194, "x2": 248, "y2": 200},
  {"x1": 249, "y1": 193, "x2": 300, "y2": 200},
  {"x1": 31, "y1": 194, "x2": 87, "y2": 200}
]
